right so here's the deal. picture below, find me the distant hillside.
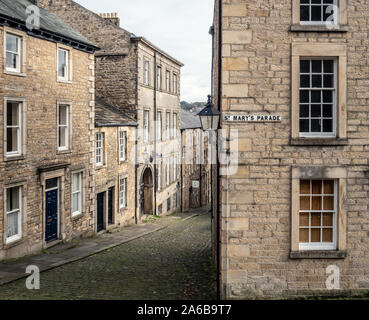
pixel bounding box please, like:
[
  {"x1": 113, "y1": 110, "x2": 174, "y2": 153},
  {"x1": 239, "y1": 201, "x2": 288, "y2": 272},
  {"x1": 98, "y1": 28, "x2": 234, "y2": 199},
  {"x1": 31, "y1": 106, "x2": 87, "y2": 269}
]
[{"x1": 180, "y1": 101, "x2": 206, "y2": 115}]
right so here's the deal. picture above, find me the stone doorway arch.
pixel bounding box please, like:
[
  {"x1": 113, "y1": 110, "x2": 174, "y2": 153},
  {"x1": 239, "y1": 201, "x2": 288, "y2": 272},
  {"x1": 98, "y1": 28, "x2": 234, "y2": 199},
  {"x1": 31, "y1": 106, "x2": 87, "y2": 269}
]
[{"x1": 141, "y1": 167, "x2": 154, "y2": 216}]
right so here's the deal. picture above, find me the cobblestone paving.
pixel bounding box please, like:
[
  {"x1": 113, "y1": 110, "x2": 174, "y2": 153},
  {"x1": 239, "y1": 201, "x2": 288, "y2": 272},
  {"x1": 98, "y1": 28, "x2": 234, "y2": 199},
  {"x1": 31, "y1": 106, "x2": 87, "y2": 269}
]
[{"x1": 0, "y1": 212, "x2": 216, "y2": 300}]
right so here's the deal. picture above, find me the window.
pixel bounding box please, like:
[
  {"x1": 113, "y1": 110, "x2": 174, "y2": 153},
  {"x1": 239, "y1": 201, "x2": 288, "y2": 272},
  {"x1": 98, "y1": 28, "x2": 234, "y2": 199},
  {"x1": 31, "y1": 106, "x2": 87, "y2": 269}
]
[
  {"x1": 144, "y1": 110, "x2": 150, "y2": 143},
  {"x1": 119, "y1": 178, "x2": 127, "y2": 208},
  {"x1": 291, "y1": 166, "x2": 347, "y2": 256},
  {"x1": 173, "y1": 113, "x2": 177, "y2": 138},
  {"x1": 300, "y1": 0, "x2": 338, "y2": 25},
  {"x1": 144, "y1": 60, "x2": 150, "y2": 85},
  {"x1": 166, "y1": 112, "x2": 171, "y2": 140},
  {"x1": 157, "y1": 66, "x2": 162, "y2": 90},
  {"x1": 299, "y1": 180, "x2": 336, "y2": 250},
  {"x1": 173, "y1": 73, "x2": 178, "y2": 94},
  {"x1": 157, "y1": 161, "x2": 162, "y2": 191},
  {"x1": 173, "y1": 193, "x2": 177, "y2": 209},
  {"x1": 58, "y1": 104, "x2": 69, "y2": 150},
  {"x1": 6, "y1": 186, "x2": 22, "y2": 243},
  {"x1": 166, "y1": 70, "x2": 170, "y2": 92},
  {"x1": 6, "y1": 101, "x2": 22, "y2": 157},
  {"x1": 119, "y1": 131, "x2": 127, "y2": 162},
  {"x1": 166, "y1": 159, "x2": 170, "y2": 186},
  {"x1": 6, "y1": 33, "x2": 21, "y2": 72},
  {"x1": 58, "y1": 48, "x2": 69, "y2": 80},
  {"x1": 96, "y1": 132, "x2": 104, "y2": 166},
  {"x1": 167, "y1": 197, "x2": 171, "y2": 212},
  {"x1": 174, "y1": 156, "x2": 177, "y2": 181},
  {"x1": 157, "y1": 112, "x2": 162, "y2": 141},
  {"x1": 291, "y1": 43, "x2": 347, "y2": 141},
  {"x1": 72, "y1": 172, "x2": 83, "y2": 216},
  {"x1": 299, "y1": 59, "x2": 336, "y2": 137}
]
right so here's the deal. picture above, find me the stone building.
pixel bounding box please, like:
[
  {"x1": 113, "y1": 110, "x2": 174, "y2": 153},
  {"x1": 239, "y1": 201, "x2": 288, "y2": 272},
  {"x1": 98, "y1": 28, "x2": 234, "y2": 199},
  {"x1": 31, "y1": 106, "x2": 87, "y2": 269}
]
[
  {"x1": 180, "y1": 110, "x2": 211, "y2": 212},
  {"x1": 36, "y1": 0, "x2": 184, "y2": 218},
  {"x1": 213, "y1": 0, "x2": 369, "y2": 298},
  {"x1": 94, "y1": 98, "x2": 137, "y2": 232},
  {"x1": 0, "y1": 0, "x2": 98, "y2": 260}
]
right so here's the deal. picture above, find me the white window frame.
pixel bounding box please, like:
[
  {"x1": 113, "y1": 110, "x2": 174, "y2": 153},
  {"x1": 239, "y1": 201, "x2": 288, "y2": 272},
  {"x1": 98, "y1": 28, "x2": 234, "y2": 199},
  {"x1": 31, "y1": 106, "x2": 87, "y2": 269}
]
[
  {"x1": 157, "y1": 111, "x2": 162, "y2": 141},
  {"x1": 119, "y1": 130, "x2": 127, "y2": 162},
  {"x1": 144, "y1": 110, "x2": 150, "y2": 143},
  {"x1": 96, "y1": 132, "x2": 104, "y2": 166},
  {"x1": 58, "y1": 104, "x2": 70, "y2": 151},
  {"x1": 5, "y1": 33, "x2": 21, "y2": 73},
  {"x1": 299, "y1": 0, "x2": 339, "y2": 26},
  {"x1": 299, "y1": 58, "x2": 337, "y2": 138},
  {"x1": 166, "y1": 112, "x2": 171, "y2": 140},
  {"x1": 57, "y1": 48, "x2": 69, "y2": 81},
  {"x1": 299, "y1": 179, "x2": 337, "y2": 251},
  {"x1": 5, "y1": 186, "x2": 22, "y2": 244},
  {"x1": 71, "y1": 172, "x2": 83, "y2": 217},
  {"x1": 5, "y1": 100, "x2": 23, "y2": 157},
  {"x1": 144, "y1": 60, "x2": 150, "y2": 86},
  {"x1": 119, "y1": 178, "x2": 127, "y2": 209}
]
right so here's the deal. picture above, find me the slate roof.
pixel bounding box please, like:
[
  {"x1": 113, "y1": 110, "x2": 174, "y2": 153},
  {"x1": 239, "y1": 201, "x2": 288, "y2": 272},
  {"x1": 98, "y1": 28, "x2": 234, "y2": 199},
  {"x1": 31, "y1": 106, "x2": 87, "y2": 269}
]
[
  {"x1": 181, "y1": 109, "x2": 202, "y2": 130},
  {"x1": 0, "y1": 0, "x2": 98, "y2": 52},
  {"x1": 95, "y1": 97, "x2": 137, "y2": 127}
]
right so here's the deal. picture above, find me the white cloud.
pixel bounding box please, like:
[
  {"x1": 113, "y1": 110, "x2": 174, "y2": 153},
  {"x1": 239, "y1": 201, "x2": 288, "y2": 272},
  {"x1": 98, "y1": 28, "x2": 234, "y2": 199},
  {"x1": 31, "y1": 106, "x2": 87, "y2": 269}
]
[{"x1": 74, "y1": 0, "x2": 214, "y2": 102}]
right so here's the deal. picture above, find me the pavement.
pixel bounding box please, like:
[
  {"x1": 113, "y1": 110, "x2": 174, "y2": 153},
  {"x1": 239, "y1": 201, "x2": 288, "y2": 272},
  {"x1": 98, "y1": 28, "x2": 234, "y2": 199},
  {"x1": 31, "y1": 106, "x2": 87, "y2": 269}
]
[{"x1": 0, "y1": 206, "x2": 216, "y2": 300}]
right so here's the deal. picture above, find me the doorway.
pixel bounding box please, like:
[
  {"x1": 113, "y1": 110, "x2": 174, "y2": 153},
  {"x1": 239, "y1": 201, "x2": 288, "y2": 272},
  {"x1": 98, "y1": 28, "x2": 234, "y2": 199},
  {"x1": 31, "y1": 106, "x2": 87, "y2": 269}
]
[
  {"x1": 141, "y1": 167, "x2": 153, "y2": 215},
  {"x1": 97, "y1": 192, "x2": 105, "y2": 232},
  {"x1": 45, "y1": 178, "x2": 59, "y2": 243}
]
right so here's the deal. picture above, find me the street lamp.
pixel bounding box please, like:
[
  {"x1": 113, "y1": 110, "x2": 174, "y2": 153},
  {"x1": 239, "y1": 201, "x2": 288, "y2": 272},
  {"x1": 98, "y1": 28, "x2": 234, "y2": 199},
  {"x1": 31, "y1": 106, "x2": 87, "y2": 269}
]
[{"x1": 198, "y1": 95, "x2": 221, "y2": 131}]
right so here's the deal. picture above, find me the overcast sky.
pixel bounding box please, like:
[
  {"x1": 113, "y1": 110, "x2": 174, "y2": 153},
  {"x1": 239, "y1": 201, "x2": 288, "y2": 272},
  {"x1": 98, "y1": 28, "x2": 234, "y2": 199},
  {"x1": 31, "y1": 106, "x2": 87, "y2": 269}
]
[{"x1": 74, "y1": 0, "x2": 214, "y2": 102}]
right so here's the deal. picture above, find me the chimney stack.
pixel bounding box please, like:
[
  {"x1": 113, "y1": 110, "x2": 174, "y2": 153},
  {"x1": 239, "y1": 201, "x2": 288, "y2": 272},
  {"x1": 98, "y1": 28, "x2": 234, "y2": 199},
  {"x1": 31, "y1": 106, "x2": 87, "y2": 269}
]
[{"x1": 99, "y1": 12, "x2": 120, "y2": 27}]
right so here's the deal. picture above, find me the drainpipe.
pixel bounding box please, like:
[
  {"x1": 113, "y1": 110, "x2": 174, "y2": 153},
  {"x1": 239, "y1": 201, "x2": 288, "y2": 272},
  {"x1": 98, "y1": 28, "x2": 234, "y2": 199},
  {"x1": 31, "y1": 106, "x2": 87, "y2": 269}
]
[
  {"x1": 181, "y1": 129, "x2": 184, "y2": 213},
  {"x1": 216, "y1": 0, "x2": 223, "y2": 301},
  {"x1": 153, "y1": 51, "x2": 157, "y2": 216}
]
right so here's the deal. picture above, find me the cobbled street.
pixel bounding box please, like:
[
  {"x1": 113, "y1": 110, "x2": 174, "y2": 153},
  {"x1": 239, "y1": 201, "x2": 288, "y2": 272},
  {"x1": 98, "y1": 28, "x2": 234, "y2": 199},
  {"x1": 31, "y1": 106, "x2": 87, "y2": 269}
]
[{"x1": 0, "y1": 212, "x2": 216, "y2": 300}]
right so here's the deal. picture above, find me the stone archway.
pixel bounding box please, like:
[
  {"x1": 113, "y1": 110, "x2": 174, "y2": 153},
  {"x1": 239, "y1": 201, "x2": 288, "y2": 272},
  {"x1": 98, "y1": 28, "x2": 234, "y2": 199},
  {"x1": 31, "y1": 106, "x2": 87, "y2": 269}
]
[{"x1": 141, "y1": 167, "x2": 154, "y2": 215}]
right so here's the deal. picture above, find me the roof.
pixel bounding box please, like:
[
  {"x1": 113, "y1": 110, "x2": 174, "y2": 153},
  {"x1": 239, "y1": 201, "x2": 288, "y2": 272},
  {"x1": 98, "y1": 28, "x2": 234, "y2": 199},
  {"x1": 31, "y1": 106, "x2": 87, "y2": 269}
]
[
  {"x1": 181, "y1": 109, "x2": 202, "y2": 130},
  {"x1": 0, "y1": 0, "x2": 99, "y2": 53},
  {"x1": 95, "y1": 97, "x2": 137, "y2": 127},
  {"x1": 131, "y1": 36, "x2": 184, "y2": 67}
]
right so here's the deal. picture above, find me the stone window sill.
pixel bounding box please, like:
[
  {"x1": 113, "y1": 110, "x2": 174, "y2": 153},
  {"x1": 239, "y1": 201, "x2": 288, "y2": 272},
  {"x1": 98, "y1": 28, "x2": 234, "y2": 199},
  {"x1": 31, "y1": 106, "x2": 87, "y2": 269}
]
[
  {"x1": 290, "y1": 25, "x2": 348, "y2": 33},
  {"x1": 71, "y1": 212, "x2": 84, "y2": 221},
  {"x1": 4, "y1": 155, "x2": 25, "y2": 162},
  {"x1": 290, "y1": 138, "x2": 348, "y2": 146},
  {"x1": 290, "y1": 250, "x2": 347, "y2": 259},
  {"x1": 4, "y1": 70, "x2": 27, "y2": 77},
  {"x1": 3, "y1": 238, "x2": 25, "y2": 250}
]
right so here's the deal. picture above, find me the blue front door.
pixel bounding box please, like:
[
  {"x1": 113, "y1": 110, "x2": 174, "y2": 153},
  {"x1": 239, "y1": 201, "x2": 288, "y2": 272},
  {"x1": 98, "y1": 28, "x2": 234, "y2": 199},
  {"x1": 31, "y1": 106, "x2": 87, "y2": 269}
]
[{"x1": 45, "y1": 188, "x2": 58, "y2": 242}]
